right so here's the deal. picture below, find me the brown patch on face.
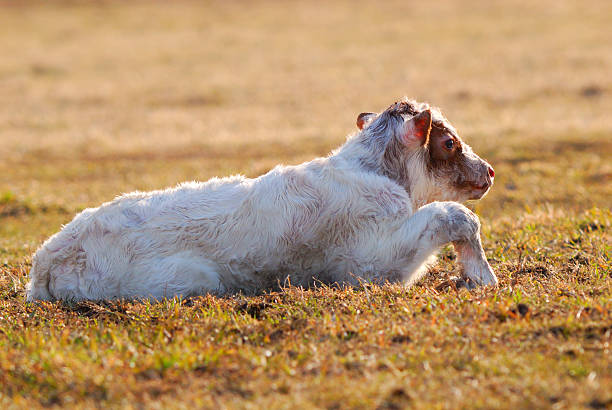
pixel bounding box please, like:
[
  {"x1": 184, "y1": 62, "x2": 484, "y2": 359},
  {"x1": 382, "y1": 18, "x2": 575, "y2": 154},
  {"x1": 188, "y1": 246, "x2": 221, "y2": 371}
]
[
  {"x1": 426, "y1": 121, "x2": 492, "y2": 199},
  {"x1": 429, "y1": 122, "x2": 462, "y2": 161}
]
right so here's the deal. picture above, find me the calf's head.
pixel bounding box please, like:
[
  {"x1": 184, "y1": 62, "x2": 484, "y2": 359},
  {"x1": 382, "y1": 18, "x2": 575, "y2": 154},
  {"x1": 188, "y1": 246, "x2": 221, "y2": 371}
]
[{"x1": 356, "y1": 100, "x2": 495, "y2": 205}]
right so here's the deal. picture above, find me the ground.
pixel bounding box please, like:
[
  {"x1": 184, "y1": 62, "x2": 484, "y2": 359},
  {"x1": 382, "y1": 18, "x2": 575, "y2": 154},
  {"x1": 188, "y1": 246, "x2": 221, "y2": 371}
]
[{"x1": 0, "y1": 0, "x2": 610, "y2": 408}]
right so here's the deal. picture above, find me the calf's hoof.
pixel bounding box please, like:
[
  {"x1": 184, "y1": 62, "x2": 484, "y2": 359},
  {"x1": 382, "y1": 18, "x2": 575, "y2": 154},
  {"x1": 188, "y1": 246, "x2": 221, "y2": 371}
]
[{"x1": 461, "y1": 260, "x2": 498, "y2": 289}]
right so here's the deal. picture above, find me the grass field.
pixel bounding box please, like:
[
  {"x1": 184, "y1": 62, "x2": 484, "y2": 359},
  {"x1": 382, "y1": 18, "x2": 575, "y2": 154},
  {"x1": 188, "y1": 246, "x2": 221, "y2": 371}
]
[{"x1": 0, "y1": 1, "x2": 611, "y2": 408}]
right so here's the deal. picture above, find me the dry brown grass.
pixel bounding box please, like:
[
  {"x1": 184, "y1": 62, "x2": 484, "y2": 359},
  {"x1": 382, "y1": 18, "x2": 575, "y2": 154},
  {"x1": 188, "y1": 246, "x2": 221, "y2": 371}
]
[{"x1": 0, "y1": 1, "x2": 610, "y2": 408}]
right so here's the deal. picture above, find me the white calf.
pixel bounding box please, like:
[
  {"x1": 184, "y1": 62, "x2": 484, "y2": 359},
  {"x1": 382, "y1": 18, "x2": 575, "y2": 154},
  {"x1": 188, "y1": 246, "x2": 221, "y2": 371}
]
[{"x1": 27, "y1": 98, "x2": 497, "y2": 301}]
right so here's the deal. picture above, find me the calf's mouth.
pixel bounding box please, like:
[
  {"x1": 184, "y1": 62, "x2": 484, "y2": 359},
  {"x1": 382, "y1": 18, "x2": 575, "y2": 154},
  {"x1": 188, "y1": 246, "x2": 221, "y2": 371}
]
[{"x1": 468, "y1": 180, "x2": 492, "y2": 199}]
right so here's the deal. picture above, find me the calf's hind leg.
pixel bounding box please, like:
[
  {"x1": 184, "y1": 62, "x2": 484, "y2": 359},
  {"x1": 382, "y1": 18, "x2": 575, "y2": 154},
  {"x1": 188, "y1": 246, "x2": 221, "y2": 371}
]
[{"x1": 394, "y1": 201, "x2": 497, "y2": 288}]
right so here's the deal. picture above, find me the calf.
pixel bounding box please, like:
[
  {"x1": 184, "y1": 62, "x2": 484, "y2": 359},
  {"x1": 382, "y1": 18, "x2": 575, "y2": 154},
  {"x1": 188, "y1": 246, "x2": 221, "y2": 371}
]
[{"x1": 26, "y1": 98, "x2": 497, "y2": 301}]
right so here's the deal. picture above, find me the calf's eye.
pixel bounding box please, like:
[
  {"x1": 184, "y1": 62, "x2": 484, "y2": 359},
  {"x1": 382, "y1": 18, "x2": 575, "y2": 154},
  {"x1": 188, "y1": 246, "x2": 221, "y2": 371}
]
[{"x1": 445, "y1": 139, "x2": 454, "y2": 150}]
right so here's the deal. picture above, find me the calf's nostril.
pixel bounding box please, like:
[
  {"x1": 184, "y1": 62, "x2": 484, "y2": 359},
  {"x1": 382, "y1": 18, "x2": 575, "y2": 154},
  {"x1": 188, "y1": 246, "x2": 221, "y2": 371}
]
[{"x1": 488, "y1": 167, "x2": 495, "y2": 178}]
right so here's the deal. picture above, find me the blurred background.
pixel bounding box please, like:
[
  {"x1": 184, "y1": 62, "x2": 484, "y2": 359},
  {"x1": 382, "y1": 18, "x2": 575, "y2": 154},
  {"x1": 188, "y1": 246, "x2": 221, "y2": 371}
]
[{"x1": 0, "y1": 0, "x2": 610, "y2": 261}]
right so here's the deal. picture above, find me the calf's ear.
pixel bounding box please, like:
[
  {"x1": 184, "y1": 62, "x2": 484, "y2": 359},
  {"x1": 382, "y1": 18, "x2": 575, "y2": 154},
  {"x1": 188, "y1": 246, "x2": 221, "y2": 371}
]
[
  {"x1": 401, "y1": 109, "x2": 432, "y2": 147},
  {"x1": 356, "y1": 112, "x2": 377, "y2": 130}
]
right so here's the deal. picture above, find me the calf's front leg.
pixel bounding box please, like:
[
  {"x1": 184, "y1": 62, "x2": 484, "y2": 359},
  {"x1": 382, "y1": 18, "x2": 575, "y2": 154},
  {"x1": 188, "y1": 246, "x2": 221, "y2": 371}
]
[{"x1": 394, "y1": 201, "x2": 497, "y2": 288}]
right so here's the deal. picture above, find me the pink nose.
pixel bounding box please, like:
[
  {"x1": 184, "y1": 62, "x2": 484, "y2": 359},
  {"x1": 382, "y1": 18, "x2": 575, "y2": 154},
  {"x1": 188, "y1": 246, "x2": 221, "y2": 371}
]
[{"x1": 488, "y1": 166, "x2": 495, "y2": 178}]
